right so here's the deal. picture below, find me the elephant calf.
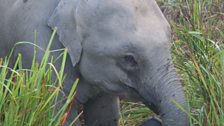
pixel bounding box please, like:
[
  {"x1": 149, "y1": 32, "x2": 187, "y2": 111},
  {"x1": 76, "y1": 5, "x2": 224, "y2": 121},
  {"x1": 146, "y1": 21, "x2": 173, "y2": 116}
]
[{"x1": 0, "y1": 0, "x2": 189, "y2": 125}]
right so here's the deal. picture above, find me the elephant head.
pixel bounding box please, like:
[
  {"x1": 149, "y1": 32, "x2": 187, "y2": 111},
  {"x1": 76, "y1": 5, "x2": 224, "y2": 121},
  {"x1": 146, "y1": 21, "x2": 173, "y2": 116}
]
[{"x1": 48, "y1": 0, "x2": 189, "y2": 125}]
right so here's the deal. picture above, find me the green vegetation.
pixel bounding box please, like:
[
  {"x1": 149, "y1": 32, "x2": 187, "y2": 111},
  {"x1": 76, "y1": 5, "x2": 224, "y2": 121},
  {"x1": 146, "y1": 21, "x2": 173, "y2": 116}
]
[
  {"x1": 120, "y1": 0, "x2": 224, "y2": 126},
  {"x1": 0, "y1": 30, "x2": 79, "y2": 126},
  {"x1": 171, "y1": 0, "x2": 224, "y2": 125}
]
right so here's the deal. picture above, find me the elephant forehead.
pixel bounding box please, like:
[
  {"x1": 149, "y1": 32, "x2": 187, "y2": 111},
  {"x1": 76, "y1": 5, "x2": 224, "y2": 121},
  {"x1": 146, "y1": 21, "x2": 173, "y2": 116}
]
[{"x1": 77, "y1": 0, "x2": 169, "y2": 31}]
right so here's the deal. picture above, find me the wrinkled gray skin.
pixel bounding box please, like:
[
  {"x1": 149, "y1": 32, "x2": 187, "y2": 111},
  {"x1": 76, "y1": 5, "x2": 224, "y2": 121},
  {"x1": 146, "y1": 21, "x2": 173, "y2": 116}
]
[{"x1": 0, "y1": 0, "x2": 189, "y2": 125}]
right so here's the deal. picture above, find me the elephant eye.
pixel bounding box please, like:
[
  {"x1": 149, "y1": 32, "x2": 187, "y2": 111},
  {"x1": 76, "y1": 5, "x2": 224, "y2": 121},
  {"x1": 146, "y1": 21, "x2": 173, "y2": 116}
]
[{"x1": 123, "y1": 54, "x2": 138, "y2": 67}]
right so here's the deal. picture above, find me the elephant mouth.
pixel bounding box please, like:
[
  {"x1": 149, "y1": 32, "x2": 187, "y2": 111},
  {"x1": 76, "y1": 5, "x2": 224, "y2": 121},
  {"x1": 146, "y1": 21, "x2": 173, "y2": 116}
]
[
  {"x1": 97, "y1": 80, "x2": 161, "y2": 115},
  {"x1": 124, "y1": 86, "x2": 160, "y2": 115}
]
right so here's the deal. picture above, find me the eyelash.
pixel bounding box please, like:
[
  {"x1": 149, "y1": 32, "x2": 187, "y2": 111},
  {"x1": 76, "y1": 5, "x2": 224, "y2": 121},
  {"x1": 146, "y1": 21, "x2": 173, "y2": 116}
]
[{"x1": 124, "y1": 55, "x2": 138, "y2": 67}]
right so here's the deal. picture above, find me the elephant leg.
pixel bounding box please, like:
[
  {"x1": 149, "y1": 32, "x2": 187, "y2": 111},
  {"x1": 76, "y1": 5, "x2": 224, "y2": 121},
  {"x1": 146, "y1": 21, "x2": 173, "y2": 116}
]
[{"x1": 84, "y1": 93, "x2": 120, "y2": 126}]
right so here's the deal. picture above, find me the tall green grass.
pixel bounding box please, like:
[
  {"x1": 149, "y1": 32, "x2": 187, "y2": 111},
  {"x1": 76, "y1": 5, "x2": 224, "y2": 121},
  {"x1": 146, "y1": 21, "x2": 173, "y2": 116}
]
[
  {"x1": 172, "y1": 27, "x2": 224, "y2": 126},
  {"x1": 170, "y1": 0, "x2": 224, "y2": 125},
  {"x1": 0, "y1": 29, "x2": 79, "y2": 126}
]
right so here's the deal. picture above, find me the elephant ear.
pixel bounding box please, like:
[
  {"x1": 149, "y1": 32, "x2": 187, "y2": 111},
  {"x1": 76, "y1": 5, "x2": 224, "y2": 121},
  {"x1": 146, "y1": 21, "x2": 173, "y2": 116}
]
[
  {"x1": 146, "y1": 0, "x2": 170, "y2": 27},
  {"x1": 48, "y1": 0, "x2": 81, "y2": 66}
]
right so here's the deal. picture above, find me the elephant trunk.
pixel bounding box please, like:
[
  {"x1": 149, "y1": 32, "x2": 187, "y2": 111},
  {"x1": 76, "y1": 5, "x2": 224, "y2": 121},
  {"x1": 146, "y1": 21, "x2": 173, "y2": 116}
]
[
  {"x1": 138, "y1": 60, "x2": 189, "y2": 126},
  {"x1": 158, "y1": 67, "x2": 189, "y2": 126}
]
